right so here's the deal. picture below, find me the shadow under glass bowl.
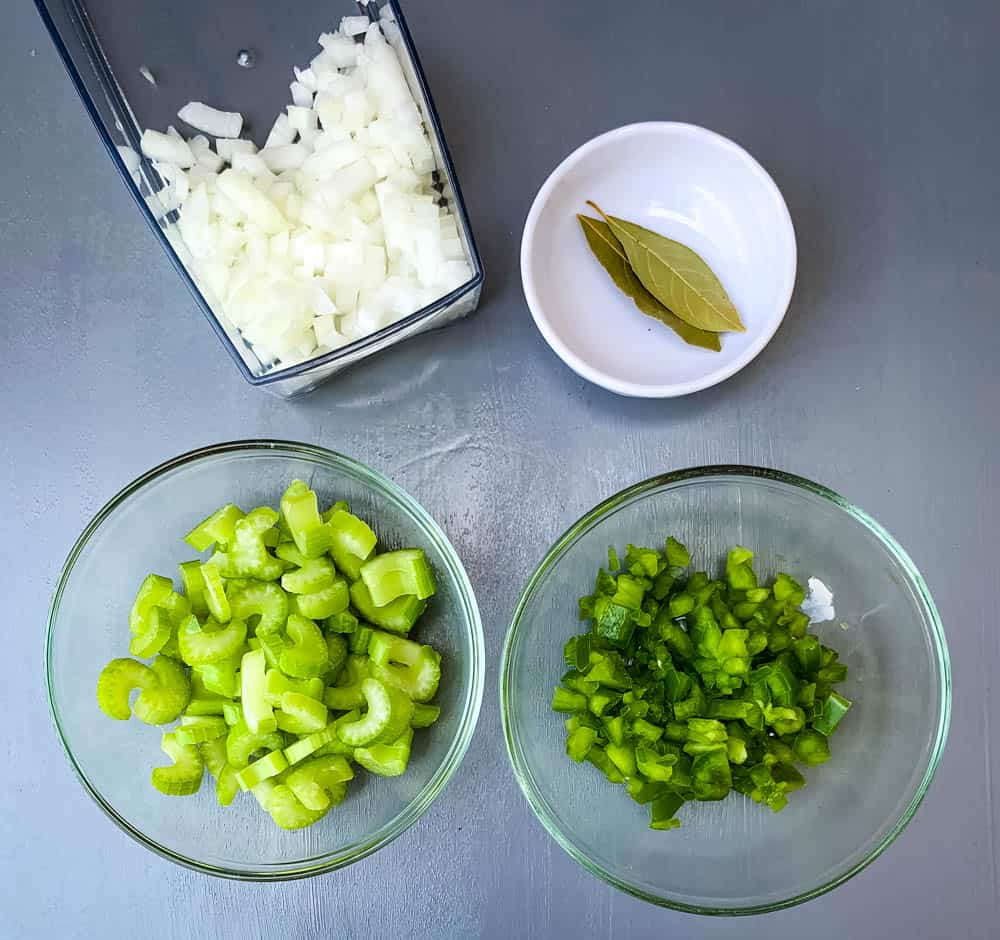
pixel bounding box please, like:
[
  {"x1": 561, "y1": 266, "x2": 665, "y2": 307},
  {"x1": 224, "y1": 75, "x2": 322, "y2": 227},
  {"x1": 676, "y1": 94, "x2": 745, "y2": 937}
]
[
  {"x1": 501, "y1": 466, "x2": 950, "y2": 915},
  {"x1": 46, "y1": 440, "x2": 484, "y2": 880}
]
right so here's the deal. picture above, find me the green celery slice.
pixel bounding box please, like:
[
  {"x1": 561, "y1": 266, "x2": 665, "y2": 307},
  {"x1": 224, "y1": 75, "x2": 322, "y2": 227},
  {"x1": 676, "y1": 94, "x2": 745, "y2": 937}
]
[
  {"x1": 279, "y1": 615, "x2": 329, "y2": 679},
  {"x1": 178, "y1": 560, "x2": 209, "y2": 616},
  {"x1": 276, "y1": 691, "x2": 329, "y2": 734},
  {"x1": 184, "y1": 504, "x2": 245, "y2": 552},
  {"x1": 128, "y1": 574, "x2": 174, "y2": 635},
  {"x1": 151, "y1": 731, "x2": 204, "y2": 796},
  {"x1": 359, "y1": 549, "x2": 437, "y2": 607},
  {"x1": 280, "y1": 481, "x2": 334, "y2": 559},
  {"x1": 326, "y1": 509, "x2": 377, "y2": 580},
  {"x1": 227, "y1": 580, "x2": 288, "y2": 636},
  {"x1": 349, "y1": 580, "x2": 425, "y2": 635},
  {"x1": 178, "y1": 614, "x2": 247, "y2": 666},
  {"x1": 410, "y1": 703, "x2": 441, "y2": 728},
  {"x1": 199, "y1": 564, "x2": 231, "y2": 623},
  {"x1": 97, "y1": 657, "x2": 159, "y2": 720},
  {"x1": 371, "y1": 647, "x2": 441, "y2": 704},
  {"x1": 288, "y1": 579, "x2": 349, "y2": 619},
  {"x1": 263, "y1": 670, "x2": 324, "y2": 707},
  {"x1": 284, "y1": 755, "x2": 353, "y2": 811},
  {"x1": 133, "y1": 656, "x2": 191, "y2": 725},
  {"x1": 281, "y1": 557, "x2": 337, "y2": 595},
  {"x1": 176, "y1": 716, "x2": 228, "y2": 746},
  {"x1": 265, "y1": 783, "x2": 329, "y2": 830},
  {"x1": 354, "y1": 727, "x2": 413, "y2": 777},
  {"x1": 241, "y1": 648, "x2": 276, "y2": 734},
  {"x1": 235, "y1": 749, "x2": 288, "y2": 791},
  {"x1": 337, "y1": 678, "x2": 413, "y2": 747},
  {"x1": 128, "y1": 606, "x2": 173, "y2": 659}
]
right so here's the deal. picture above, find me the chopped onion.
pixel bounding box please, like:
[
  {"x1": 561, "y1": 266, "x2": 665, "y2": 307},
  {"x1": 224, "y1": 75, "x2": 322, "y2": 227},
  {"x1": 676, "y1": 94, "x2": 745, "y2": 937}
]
[
  {"x1": 140, "y1": 129, "x2": 195, "y2": 168},
  {"x1": 139, "y1": 65, "x2": 157, "y2": 85},
  {"x1": 144, "y1": 19, "x2": 473, "y2": 368},
  {"x1": 178, "y1": 101, "x2": 244, "y2": 139}
]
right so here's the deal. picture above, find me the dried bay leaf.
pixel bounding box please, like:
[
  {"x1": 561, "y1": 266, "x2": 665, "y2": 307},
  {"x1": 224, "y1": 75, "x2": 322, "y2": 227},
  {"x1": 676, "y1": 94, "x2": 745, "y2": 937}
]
[
  {"x1": 578, "y1": 215, "x2": 721, "y2": 351},
  {"x1": 587, "y1": 201, "x2": 745, "y2": 333}
]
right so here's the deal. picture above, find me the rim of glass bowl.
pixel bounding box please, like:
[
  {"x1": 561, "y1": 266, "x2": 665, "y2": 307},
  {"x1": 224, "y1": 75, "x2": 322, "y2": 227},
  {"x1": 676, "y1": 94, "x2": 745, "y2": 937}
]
[
  {"x1": 499, "y1": 465, "x2": 951, "y2": 916},
  {"x1": 46, "y1": 440, "x2": 485, "y2": 880}
]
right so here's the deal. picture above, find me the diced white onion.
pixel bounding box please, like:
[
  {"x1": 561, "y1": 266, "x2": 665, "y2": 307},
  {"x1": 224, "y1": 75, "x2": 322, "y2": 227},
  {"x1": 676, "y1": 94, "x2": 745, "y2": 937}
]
[
  {"x1": 142, "y1": 19, "x2": 472, "y2": 368},
  {"x1": 178, "y1": 101, "x2": 244, "y2": 139},
  {"x1": 140, "y1": 129, "x2": 195, "y2": 168}
]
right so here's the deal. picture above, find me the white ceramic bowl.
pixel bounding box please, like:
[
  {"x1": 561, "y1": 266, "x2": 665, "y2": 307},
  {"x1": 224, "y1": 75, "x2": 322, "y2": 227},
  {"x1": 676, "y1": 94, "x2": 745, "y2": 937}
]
[{"x1": 521, "y1": 123, "x2": 797, "y2": 397}]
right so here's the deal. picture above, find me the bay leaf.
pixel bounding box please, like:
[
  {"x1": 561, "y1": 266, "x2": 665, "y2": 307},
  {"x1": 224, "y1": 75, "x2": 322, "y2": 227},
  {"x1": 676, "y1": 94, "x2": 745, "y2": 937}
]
[
  {"x1": 578, "y1": 215, "x2": 721, "y2": 351},
  {"x1": 587, "y1": 201, "x2": 745, "y2": 333}
]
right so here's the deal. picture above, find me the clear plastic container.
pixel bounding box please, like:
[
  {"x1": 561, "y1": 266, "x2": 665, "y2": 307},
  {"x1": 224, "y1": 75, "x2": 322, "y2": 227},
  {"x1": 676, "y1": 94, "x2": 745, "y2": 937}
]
[{"x1": 35, "y1": 0, "x2": 484, "y2": 397}]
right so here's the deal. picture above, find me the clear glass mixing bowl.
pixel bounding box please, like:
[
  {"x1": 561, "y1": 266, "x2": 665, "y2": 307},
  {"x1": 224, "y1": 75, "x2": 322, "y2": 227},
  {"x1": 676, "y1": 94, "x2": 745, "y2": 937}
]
[
  {"x1": 47, "y1": 441, "x2": 484, "y2": 879},
  {"x1": 501, "y1": 466, "x2": 950, "y2": 914}
]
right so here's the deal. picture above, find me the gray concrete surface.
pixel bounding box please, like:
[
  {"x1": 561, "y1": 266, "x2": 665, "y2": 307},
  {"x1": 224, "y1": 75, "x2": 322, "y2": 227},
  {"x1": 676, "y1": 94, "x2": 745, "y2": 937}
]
[{"x1": 2, "y1": 1, "x2": 998, "y2": 937}]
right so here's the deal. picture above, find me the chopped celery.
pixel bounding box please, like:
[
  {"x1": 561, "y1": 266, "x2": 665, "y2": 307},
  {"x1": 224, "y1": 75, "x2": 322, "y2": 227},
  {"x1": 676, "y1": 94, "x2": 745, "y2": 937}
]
[
  {"x1": 349, "y1": 580, "x2": 426, "y2": 634},
  {"x1": 359, "y1": 549, "x2": 437, "y2": 606},
  {"x1": 132, "y1": 656, "x2": 191, "y2": 725},
  {"x1": 280, "y1": 481, "x2": 333, "y2": 559},
  {"x1": 279, "y1": 615, "x2": 329, "y2": 679},
  {"x1": 326, "y1": 509, "x2": 377, "y2": 580},
  {"x1": 240, "y1": 648, "x2": 275, "y2": 734},
  {"x1": 96, "y1": 484, "x2": 445, "y2": 830},
  {"x1": 228, "y1": 580, "x2": 288, "y2": 636},
  {"x1": 184, "y1": 504, "x2": 244, "y2": 552},
  {"x1": 97, "y1": 658, "x2": 159, "y2": 720},
  {"x1": 235, "y1": 749, "x2": 288, "y2": 791},
  {"x1": 354, "y1": 727, "x2": 414, "y2": 777},
  {"x1": 289, "y1": 579, "x2": 349, "y2": 619},
  {"x1": 178, "y1": 614, "x2": 247, "y2": 666},
  {"x1": 337, "y1": 678, "x2": 413, "y2": 747},
  {"x1": 151, "y1": 731, "x2": 203, "y2": 796}
]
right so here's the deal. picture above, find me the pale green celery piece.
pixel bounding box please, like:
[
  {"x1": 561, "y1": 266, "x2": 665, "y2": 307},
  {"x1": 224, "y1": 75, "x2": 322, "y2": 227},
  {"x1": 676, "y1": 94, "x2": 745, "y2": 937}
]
[
  {"x1": 280, "y1": 481, "x2": 334, "y2": 559},
  {"x1": 128, "y1": 606, "x2": 172, "y2": 659},
  {"x1": 227, "y1": 580, "x2": 289, "y2": 636},
  {"x1": 281, "y1": 557, "x2": 337, "y2": 595},
  {"x1": 349, "y1": 580, "x2": 426, "y2": 635},
  {"x1": 326, "y1": 509, "x2": 377, "y2": 580},
  {"x1": 151, "y1": 731, "x2": 204, "y2": 796},
  {"x1": 410, "y1": 703, "x2": 441, "y2": 728},
  {"x1": 235, "y1": 749, "x2": 288, "y2": 791},
  {"x1": 128, "y1": 574, "x2": 174, "y2": 635},
  {"x1": 279, "y1": 615, "x2": 329, "y2": 679},
  {"x1": 133, "y1": 655, "x2": 191, "y2": 725},
  {"x1": 278, "y1": 691, "x2": 328, "y2": 733},
  {"x1": 336, "y1": 678, "x2": 413, "y2": 747},
  {"x1": 288, "y1": 579, "x2": 349, "y2": 619},
  {"x1": 184, "y1": 503, "x2": 245, "y2": 552},
  {"x1": 96, "y1": 657, "x2": 158, "y2": 720},
  {"x1": 176, "y1": 716, "x2": 228, "y2": 746},
  {"x1": 200, "y1": 563, "x2": 231, "y2": 623},
  {"x1": 178, "y1": 614, "x2": 247, "y2": 667},
  {"x1": 360, "y1": 549, "x2": 437, "y2": 606},
  {"x1": 266, "y1": 783, "x2": 329, "y2": 830},
  {"x1": 368, "y1": 630, "x2": 442, "y2": 703},
  {"x1": 241, "y1": 648, "x2": 276, "y2": 734},
  {"x1": 263, "y1": 669, "x2": 324, "y2": 706},
  {"x1": 354, "y1": 727, "x2": 414, "y2": 778},
  {"x1": 285, "y1": 755, "x2": 353, "y2": 811}
]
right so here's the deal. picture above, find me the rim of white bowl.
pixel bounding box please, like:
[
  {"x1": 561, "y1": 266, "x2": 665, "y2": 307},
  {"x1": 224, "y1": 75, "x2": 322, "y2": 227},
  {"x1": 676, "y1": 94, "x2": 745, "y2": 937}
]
[{"x1": 520, "y1": 122, "x2": 798, "y2": 398}]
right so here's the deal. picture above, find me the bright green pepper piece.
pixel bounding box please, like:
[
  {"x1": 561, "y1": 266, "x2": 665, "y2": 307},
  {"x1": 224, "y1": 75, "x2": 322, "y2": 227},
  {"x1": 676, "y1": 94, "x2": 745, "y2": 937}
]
[
  {"x1": 553, "y1": 685, "x2": 587, "y2": 714},
  {"x1": 812, "y1": 690, "x2": 852, "y2": 736},
  {"x1": 691, "y1": 748, "x2": 732, "y2": 800},
  {"x1": 566, "y1": 726, "x2": 598, "y2": 762},
  {"x1": 794, "y1": 729, "x2": 831, "y2": 765},
  {"x1": 664, "y1": 536, "x2": 691, "y2": 568}
]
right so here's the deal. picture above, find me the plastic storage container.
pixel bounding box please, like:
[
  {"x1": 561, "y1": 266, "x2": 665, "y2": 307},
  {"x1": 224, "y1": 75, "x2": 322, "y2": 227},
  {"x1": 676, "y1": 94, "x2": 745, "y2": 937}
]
[{"x1": 35, "y1": 0, "x2": 484, "y2": 397}]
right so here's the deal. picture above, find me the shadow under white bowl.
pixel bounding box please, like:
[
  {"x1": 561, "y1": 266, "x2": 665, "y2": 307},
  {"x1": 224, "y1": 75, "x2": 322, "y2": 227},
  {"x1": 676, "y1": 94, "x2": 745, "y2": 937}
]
[{"x1": 521, "y1": 123, "x2": 797, "y2": 398}]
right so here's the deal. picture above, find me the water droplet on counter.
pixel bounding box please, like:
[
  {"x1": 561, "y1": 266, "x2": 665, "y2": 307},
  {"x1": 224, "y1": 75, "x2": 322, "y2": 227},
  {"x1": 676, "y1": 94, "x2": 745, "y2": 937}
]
[{"x1": 236, "y1": 49, "x2": 255, "y2": 68}]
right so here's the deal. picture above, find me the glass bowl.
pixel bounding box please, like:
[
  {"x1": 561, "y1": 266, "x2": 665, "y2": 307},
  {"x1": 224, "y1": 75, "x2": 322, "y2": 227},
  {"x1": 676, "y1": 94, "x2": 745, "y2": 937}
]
[
  {"x1": 500, "y1": 466, "x2": 950, "y2": 914},
  {"x1": 46, "y1": 441, "x2": 484, "y2": 879}
]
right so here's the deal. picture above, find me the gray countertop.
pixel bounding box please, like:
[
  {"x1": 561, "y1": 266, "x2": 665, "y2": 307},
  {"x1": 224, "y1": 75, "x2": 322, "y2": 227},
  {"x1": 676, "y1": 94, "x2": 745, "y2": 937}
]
[{"x1": 3, "y1": 1, "x2": 998, "y2": 937}]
